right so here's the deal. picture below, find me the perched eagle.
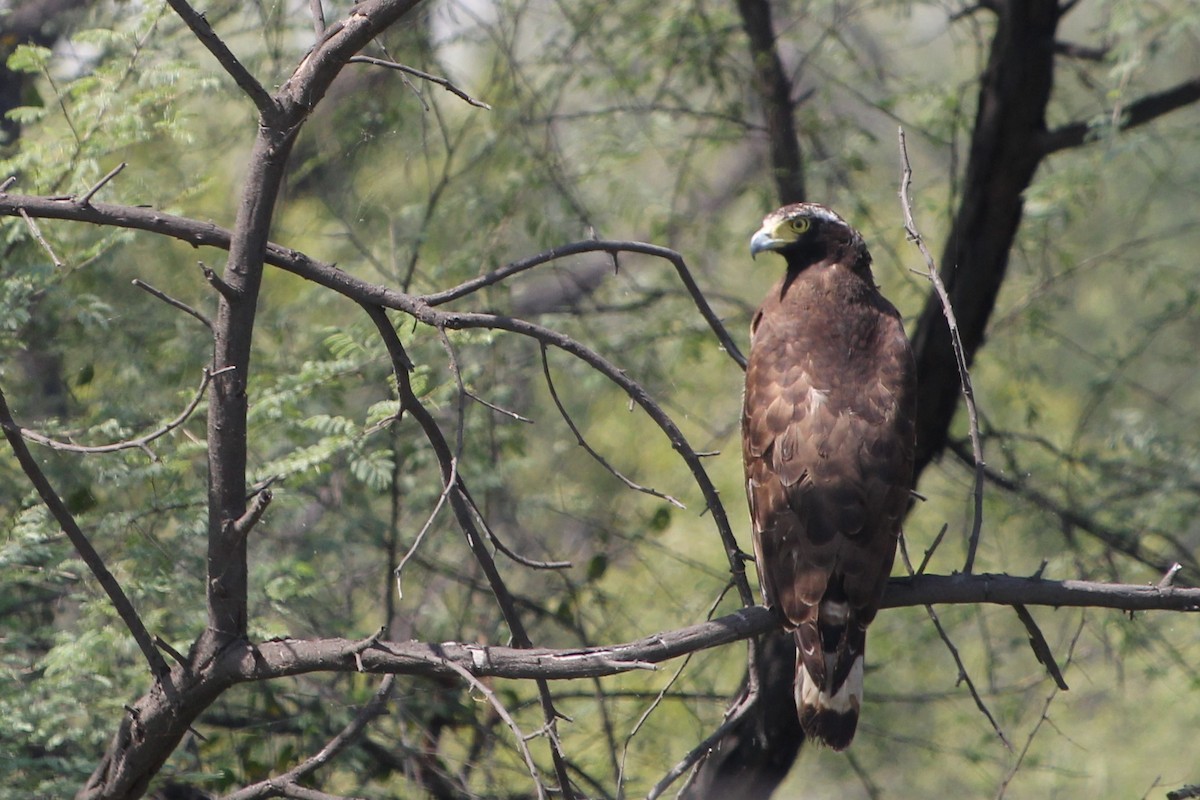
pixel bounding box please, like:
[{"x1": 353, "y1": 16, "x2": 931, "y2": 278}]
[{"x1": 741, "y1": 203, "x2": 916, "y2": 750}]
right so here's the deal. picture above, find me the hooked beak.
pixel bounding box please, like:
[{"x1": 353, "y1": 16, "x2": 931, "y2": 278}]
[{"x1": 749, "y1": 229, "x2": 782, "y2": 259}]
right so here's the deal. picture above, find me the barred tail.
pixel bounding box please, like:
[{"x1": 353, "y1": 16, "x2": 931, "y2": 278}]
[{"x1": 794, "y1": 647, "x2": 863, "y2": 751}]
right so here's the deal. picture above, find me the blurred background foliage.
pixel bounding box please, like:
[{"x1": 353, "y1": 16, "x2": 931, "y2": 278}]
[{"x1": 1, "y1": 0, "x2": 1199, "y2": 797}]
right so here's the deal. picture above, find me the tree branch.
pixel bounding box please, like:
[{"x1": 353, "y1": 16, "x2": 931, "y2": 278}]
[
  {"x1": 162, "y1": 0, "x2": 276, "y2": 114},
  {"x1": 222, "y1": 676, "x2": 395, "y2": 800},
  {"x1": 206, "y1": 574, "x2": 1200, "y2": 685},
  {"x1": 0, "y1": 386, "x2": 171, "y2": 681},
  {"x1": 734, "y1": 0, "x2": 805, "y2": 204},
  {"x1": 1040, "y1": 75, "x2": 1200, "y2": 155}
]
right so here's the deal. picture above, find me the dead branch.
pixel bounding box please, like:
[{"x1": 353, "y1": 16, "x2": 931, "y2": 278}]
[
  {"x1": 899, "y1": 126, "x2": 987, "y2": 574},
  {"x1": 222, "y1": 675, "x2": 395, "y2": 800},
  {"x1": 19, "y1": 367, "x2": 226, "y2": 456}
]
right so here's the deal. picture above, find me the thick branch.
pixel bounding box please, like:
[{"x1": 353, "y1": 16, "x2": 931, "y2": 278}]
[
  {"x1": 206, "y1": 574, "x2": 1200, "y2": 684},
  {"x1": 734, "y1": 0, "x2": 805, "y2": 204},
  {"x1": 1040, "y1": 74, "x2": 1200, "y2": 155},
  {"x1": 910, "y1": 0, "x2": 1059, "y2": 479}
]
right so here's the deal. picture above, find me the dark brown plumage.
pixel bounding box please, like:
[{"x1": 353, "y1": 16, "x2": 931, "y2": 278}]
[{"x1": 741, "y1": 203, "x2": 916, "y2": 750}]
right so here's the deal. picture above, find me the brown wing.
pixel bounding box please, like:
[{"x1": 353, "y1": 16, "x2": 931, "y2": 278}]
[{"x1": 742, "y1": 275, "x2": 915, "y2": 692}]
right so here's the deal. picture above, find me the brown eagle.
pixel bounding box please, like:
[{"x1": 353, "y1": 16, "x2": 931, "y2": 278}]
[{"x1": 742, "y1": 203, "x2": 916, "y2": 750}]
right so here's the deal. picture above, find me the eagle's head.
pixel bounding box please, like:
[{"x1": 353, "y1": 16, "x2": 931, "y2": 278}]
[{"x1": 749, "y1": 203, "x2": 870, "y2": 274}]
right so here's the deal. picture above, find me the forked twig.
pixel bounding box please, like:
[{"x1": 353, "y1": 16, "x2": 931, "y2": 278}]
[{"x1": 898, "y1": 127, "x2": 987, "y2": 574}]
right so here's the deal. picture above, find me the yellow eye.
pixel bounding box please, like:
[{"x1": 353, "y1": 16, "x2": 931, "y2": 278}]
[{"x1": 789, "y1": 218, "x2": 810, "y2": 234}]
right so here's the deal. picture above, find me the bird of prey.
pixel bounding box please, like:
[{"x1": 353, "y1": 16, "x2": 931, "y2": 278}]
[{"x1": 741, "y1": 203, "x2": 916, "y2": 750}]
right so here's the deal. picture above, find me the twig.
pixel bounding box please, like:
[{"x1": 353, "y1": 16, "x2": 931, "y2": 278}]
[
  {"x1": 440, "y1": 660, "x2": 549, "y2": 800},
  {"x1": 19, "y1": 208, "x2": 64, "y2": 268},
  {"x1": 930, "y1": 603, "x2": 1010, "y2": 749},
  {"x1": 994, "y1": 616, "x2": 1085, "y2": 799},
  {"x1": 465, "y1": 390, "x2": 534, "y2": 423},
  {"x1": 349, "y1": 55, "x2": 491, "y2": 109},
  {"x1": 916, "y1": 523, "x2": 949, "y2": 575},
  {"x1": 899, "y1": 525, "x2": 1011, "y2": 750},
  {"x1": 645, "y1": 677, "x2": 761, "y2": 800},
  {"x1": 394, "y1": 456, "x2": 458, "y2": 599},
  {"x1": 421, "y1": 239, "x2": 746, "y2": 369},
  {"x1": 227, "y1": 489, "x2": 272, "y2": 546},
  {"x1": 132, "y1": 278, "x2": 214, "y2": 330},
  {"x1": 0, "y1": 176, "x2": 16, "y2": 193},
  {"x1": 541, "y1": 343, "x2": 685, "y2": 510},
  {"x1": 199, "y1": 260, "x2": 238, "y2": 300},
  {"x1": 0, "y1": 386, "x2": 171, "y2": 680},
  {"x1": 1159, "y1": 562, "x2": 1183, "y2": 587},
  {"x1": 223, "y1": 675, "x2": 395, "y2": 800},
  {"x1": 78, "y1": 162, "x2": 127, "y2": 205},
  {"x1": 19, "y1": 368, "x2": 228, "y2": 457},
  {"x1": 1012, "y1": 604, "x2": 1068, "y2": 690},
  {"x1": 899, "y1": 127, "x2": 987, "y2": 573},
  {"x1": 163, "y1": 0, "x2": 277, "y2": 114}
]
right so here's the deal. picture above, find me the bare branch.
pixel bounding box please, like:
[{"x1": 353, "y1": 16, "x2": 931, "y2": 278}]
[
  {"x1": 540, "y1": 343, "x2": 685, "y2": 510},
  {"x1": 441, "y1": 661, "x2": 549, "y2": 800},
  {"x1": 163, "y1": 0, "x2": 276, "y2": 114},
  {"x1": 223, "y1": 675, "x2": 395, "y2": 800},
  {"x1": 899, "y1": 127, "x2": 987, "y2": 574},
  {"x1": 202, "y1": 573, "x2": 1200, "y2": 686},
  {"x1": 18, "y1": 208, "x2": 64, "y2": 268},
  {"x1": 423, "y1": 239, "x2": 746, "y2": 369},
  {"x1": 132, "y1": 278, "x2": 214, "y2": 330},
  {"x1": 19, "y1": 367, "x2": 225, "y2": 458},
  {"x1": 349, "y1": 55, "x2": 491, "y2": 109},
  {"x1": 0, "y1": 386, "x2": 171, "y2": 680},
  {"x1": 1040, "y1": 75, "x2": 1200, "y2": 155},
  {"x1": 79, "y1": 161, "x2": 127, "y2": 205}
]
